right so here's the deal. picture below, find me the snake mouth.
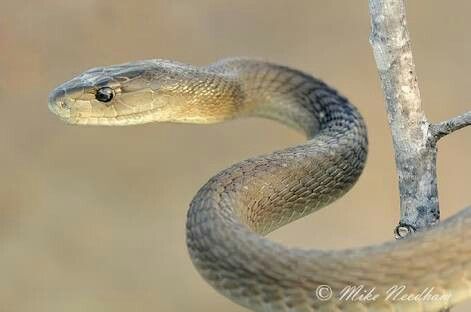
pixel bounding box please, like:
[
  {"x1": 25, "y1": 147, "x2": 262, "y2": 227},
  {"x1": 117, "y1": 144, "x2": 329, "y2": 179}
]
[{"x1": 48, "y1": 101, "x2": 160, "y2": 126}]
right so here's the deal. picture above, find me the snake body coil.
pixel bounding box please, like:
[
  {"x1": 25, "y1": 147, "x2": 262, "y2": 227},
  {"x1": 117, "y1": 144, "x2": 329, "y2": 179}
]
[{"x1": 49, "y1": 59, "x2": 471, "y2": 311}]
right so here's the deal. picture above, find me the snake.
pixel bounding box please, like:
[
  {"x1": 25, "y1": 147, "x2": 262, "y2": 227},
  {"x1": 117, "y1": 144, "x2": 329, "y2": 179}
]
[{"x1": 48, "y1": 58, "x2": 471, "y2": 311}]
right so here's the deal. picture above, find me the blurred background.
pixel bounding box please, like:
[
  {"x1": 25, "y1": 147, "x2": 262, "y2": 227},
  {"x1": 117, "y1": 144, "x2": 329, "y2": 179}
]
[{"x1": 1, "y1": 1, "x2": 470, "y2": 311}]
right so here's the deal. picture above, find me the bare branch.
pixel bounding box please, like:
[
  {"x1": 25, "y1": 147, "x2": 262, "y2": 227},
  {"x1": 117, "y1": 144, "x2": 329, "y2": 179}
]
[
  {"x1": 430, "y1": 111, "x2": 471, "y2": 141},
  {"x1": 368, "y1": 0, "x2": 440, "y2": 235}
]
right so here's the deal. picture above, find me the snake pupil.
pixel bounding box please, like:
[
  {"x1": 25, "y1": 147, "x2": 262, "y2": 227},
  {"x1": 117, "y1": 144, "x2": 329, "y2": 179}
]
[{"x1": 95, "y1": 87, "x2": 114, "y2": 103}]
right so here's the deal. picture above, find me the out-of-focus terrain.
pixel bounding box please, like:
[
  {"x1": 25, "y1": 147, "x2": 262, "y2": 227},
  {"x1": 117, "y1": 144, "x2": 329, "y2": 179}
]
[{"x1": 1, "y1": 1, "x2": 470, "y2": 311}]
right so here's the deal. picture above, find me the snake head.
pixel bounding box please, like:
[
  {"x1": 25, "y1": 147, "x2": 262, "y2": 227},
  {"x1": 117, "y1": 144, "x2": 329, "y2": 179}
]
[{"x1": 48, "y1": 60, "x2": 209, "y2": 126}]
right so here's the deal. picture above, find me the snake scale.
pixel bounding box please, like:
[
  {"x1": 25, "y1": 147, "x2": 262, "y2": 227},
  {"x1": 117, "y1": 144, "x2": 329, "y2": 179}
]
[{"x1": 48, "y1": 58, "x2": 471, "y2": 311}]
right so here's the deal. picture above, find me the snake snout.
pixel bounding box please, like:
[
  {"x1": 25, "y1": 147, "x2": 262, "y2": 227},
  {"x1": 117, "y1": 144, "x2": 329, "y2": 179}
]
[{"x1": 48, "y1": 87, "x2": 72, "y2": 122}]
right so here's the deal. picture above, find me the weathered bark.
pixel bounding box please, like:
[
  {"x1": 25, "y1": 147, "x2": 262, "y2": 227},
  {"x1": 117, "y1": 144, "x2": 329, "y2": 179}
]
[{"x1": 367, "y1": 0, "x2": 471, "y2": 239}]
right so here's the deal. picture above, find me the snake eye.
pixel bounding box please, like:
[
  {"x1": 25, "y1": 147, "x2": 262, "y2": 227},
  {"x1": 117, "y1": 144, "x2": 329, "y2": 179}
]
[{"x1": 95, "y1": 87, "x2": 114, "y2": 103}]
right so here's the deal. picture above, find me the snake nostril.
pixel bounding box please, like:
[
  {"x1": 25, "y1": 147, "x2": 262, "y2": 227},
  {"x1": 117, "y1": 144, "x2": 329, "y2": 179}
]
[{"x1": 59, "y1": 101, "x2": 67, "y2": 109}]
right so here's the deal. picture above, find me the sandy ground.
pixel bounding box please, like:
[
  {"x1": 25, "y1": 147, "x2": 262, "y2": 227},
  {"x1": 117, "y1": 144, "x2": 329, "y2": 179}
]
[{"x1": 1, "y1": 1, "x2": 470, "y2": 311}]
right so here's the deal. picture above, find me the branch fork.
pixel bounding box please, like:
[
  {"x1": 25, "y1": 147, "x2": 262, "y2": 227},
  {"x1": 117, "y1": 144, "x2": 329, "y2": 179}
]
[{"x1": 368, "y1": 0, "x2": 471, "y2": 239}]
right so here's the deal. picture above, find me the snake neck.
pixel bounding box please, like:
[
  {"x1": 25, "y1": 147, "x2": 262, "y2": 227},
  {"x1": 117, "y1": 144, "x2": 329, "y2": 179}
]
[
  {"x1": 208, "y1": 58, "x2": 365, "y2": 138},
  {"x1": 186, "y1": 59, "x2": 470, "y2": 311}
]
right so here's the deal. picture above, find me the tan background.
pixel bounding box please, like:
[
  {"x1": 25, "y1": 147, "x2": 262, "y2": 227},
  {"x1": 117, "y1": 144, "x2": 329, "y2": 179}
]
[{"x1": 1, "y1": 1, "x2": 470, "y2": 311}]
